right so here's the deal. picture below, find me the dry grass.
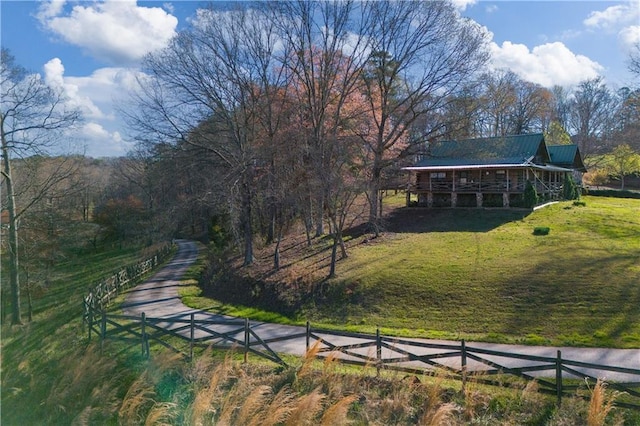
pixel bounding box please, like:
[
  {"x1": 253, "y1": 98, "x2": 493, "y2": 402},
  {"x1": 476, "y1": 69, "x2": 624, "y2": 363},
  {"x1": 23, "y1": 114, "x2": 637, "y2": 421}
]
[
  {"x1": 144, "y1": 402, "x2": 177, "y2": 426},
  {"x1": 61, "y1": 344, "x2": 637, "y2": 426},
  {"x1": 118, "y1": 372, "x2": 157, "y2": 425},
  {"x1": 416, "y1": 369, "x2": 460, "y2": 426},
  {"x1": 285, "y1": 387, "x2": 326, "y2": 426},
  {"x1": 587, "y1": 379, "x2": 622, "y2": 426},
  {"x1": 418, "y1": 402, "x2": 458, "y2": 426},
  {"x1": 320, "y1": 394, "x2": 359, "y2": 425},
  {"x1": 188, "y1": 351, "x2": 235, "y2": 425}
]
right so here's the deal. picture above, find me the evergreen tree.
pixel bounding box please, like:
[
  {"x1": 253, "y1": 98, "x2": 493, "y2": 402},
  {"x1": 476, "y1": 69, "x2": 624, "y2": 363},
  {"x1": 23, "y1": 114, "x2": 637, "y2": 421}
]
[
  {"x1": 563, "y1": 173, "x2": 580, "y2": 200},
  {"x1": 524, "y1": 180, "x2": 538, "y2": 208}
]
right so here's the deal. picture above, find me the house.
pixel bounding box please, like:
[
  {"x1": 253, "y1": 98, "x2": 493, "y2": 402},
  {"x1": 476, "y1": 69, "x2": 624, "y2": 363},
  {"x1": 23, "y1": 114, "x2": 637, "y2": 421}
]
[{"x1": 403, "y1": 133, "x2": 586, "y2": 208}]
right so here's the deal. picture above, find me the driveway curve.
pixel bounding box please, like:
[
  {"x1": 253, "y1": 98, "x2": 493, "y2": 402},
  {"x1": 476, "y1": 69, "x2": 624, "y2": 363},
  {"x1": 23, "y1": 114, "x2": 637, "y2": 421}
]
[{"x1": 122, "y1": 240, "x2": 640, "y2": 381}]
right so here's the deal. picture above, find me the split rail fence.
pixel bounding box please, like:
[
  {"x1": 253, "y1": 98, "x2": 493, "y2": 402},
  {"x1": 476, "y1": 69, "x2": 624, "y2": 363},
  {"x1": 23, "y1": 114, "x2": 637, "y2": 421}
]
[
  {"x1": 82, "y1": 243, "x2": 173, "y2": 324},
  {"x1": 83, "y1": 304, "x2": 640, "y2": 410}
]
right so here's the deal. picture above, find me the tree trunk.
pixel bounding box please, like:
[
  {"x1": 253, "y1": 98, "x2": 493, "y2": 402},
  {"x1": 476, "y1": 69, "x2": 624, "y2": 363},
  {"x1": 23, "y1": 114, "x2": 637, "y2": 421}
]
[
  {"x1": 314, "y1": 194, "x2": 324, "y2": 237},
  {"x1": 328, "y1": 236, "x2": 338, "y2": 279},
  {"x1": 1, "y1": 135, "x2": 22, "y2": 325},
  {"x1": 273, "y1": 234, "x2": 281, "y2": 271},
  {"x1": 241, "y1": 179, "x2": 254, "y2": 266},
  {"x1": 368, "y1": 154, "x2": 384, "y2": 236}
]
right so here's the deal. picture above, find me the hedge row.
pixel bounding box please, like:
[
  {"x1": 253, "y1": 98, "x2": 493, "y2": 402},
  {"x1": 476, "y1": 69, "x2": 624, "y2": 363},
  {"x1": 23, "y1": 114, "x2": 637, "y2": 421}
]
[{"x1": 583, "y1": 188, "x2": 640, "y2": 199}]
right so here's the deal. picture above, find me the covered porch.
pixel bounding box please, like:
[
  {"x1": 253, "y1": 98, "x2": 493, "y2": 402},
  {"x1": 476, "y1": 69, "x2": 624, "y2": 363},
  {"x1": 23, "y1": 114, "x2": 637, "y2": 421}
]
[{"x1": 405, "y1": 165, "x2": 569, "y2": 208}]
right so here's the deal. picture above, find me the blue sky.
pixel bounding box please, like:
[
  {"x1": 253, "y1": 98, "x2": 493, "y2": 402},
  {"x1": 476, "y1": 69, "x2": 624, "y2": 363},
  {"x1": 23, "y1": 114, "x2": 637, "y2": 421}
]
[{"x1": 1, "y1": 0, "x2": 639, "y2": 157}]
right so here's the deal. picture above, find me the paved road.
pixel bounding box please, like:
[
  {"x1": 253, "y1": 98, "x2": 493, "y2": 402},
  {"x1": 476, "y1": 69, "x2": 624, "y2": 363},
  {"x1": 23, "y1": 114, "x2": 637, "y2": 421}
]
[{"x1": 123, "y1": 240, "x2": 640, "y2": 381}]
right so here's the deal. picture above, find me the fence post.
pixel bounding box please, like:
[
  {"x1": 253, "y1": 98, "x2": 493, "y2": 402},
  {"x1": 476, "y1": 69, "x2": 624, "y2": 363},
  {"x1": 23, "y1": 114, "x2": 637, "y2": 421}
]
[
  {"x1": 86, "y1": 300, "x2": 93, "y2": 341},
  {"x1": 556, "y1": 350, "x2": 563, "y2": 407},
  {"x1": 376, "y1": 328, "x2": 382, "y2": 376},
  {"x1": 141, "y1": 313, "x2": 147, "y2": 358},
  {"x1": 306, "y1": 321, "x2": 310, "y2": 353},
  {"x1": 244, "y1": 318, "x2": 250, "y2": 363},
  {"x1": 461, "y1": 339, "x2": 467, "y2": 393},
  {"x1": 190, "y1": 313, "x2": 195, "y2": 361},
  {"x1": 100, "y1": 310, "x2": 107, "y2": 355}
]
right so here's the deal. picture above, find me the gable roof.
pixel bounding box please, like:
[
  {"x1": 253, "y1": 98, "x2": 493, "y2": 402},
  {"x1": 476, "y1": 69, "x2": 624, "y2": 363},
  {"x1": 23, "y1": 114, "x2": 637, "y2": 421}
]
[
  {"x1": 404, "y1": 134, "x2": 585, "y2": 172},
  {"x1": 547, "y1": 144, "x2": 587, "y2": 172}
]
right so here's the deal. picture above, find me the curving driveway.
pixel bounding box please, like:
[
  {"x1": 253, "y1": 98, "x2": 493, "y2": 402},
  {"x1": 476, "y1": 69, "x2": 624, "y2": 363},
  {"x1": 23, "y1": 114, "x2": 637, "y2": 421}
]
[{"x1": 122, "y1": 240, "x2": 640, "y2": 381}]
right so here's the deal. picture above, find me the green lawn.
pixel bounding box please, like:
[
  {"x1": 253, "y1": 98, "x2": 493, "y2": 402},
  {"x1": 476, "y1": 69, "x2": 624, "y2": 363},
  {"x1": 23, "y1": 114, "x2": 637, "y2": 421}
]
[
  {"x1": 1, "y1": 243, "x2": 165, "y2": 425},
  {"x1": 301, "y1": 196, "x2": 640, "y2": 348}
]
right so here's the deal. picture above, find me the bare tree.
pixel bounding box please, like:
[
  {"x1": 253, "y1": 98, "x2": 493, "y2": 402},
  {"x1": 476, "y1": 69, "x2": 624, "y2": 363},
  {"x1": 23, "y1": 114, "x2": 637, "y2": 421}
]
[
  {"x1": 509, "y1": 80, "x2": 553, "y2": 134},
  {"x1": 551, "y1": 85, "x2": 571, "y2": 130},
  {"x1": 124, "y1": 4, "x2": 290, "y2": 265},
  {"x1": 610, "y1": 87, "x2": 640, "y2": 151},
  {"x1": 358, "y1": 0, "x2": 489, "y2": 233},
  {"x1": 439, "y1": 83, "x2": 484, "y2": 141},
  {"x1": 270, "y1": 0, "x2": 374, "y2": 277},
  {"x1": 567, "y1": 77, "x2": 615, "y2": 159},
  {"x1": 479, "y1": 70, "x2": 518, "y2": 137},
  {"x1": 629, "y1": 42, "x2": 640, "y2": 79},
  {"x1": 1, "y1": 48, "x2": 81, "y2": 324}
]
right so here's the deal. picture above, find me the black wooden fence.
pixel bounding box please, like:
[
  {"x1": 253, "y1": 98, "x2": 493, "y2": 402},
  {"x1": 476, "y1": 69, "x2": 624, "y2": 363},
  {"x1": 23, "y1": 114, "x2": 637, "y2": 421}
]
[
  {"x1": 82, "y1": 243, "x2": 173, "y2": 325},
  {"x1": 82, "y1": 305, "x2": 640, "y2": 410}
]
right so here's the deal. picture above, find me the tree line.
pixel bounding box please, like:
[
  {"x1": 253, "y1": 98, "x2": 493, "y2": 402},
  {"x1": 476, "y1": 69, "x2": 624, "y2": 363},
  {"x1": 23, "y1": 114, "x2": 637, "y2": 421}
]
[{"x1": 2, "y1": 1, "x2": 640, "y2": 325}]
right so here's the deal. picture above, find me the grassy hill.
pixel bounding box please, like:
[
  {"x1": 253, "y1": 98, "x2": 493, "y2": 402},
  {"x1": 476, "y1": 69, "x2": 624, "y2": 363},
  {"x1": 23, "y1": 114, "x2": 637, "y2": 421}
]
[
  {"x1": 198, "y1": 195, "x2": 640, "y2": 349},
  {"x1": 2, "y1": 202, "x2": 639, "y2": 424}
]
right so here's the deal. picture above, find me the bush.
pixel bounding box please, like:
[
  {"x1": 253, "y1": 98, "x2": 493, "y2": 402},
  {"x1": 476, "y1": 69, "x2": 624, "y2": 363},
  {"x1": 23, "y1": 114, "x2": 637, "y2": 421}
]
[
  {"x1": 533, "y1": 227, "x2": 550, "y2": 236},
  {"x1": 524, "y1": 181, "x2": 538, "y2": 208},
  {"x1": 585, "y1": 189, "x2": 640, "y2": 200},
  {"x1": 563, "y1": 174, "x2": 580, "y2": 200}
]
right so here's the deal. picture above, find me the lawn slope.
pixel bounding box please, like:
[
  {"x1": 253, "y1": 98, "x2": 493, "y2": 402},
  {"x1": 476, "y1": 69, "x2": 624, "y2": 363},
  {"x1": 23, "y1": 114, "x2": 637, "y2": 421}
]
[{"x1": 300, "y1": 196, "x2": 639, "y2": 348}]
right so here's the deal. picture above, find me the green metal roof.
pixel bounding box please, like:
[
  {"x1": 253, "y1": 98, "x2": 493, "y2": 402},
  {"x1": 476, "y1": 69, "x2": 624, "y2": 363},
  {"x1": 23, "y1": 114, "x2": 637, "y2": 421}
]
[
  {"x1": 408, "y1": 134, "x2": 586, "y2": 173},
  {"x1": 547, "y1": 144, "x2": 587, "y2": 172},
  {"x1": 413, "y1": 134, "x2": 548, "y2": 168}
]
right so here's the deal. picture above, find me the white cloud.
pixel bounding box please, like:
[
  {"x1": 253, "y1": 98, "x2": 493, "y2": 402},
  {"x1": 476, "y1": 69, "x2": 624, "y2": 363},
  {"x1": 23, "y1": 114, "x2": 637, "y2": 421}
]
[
  {"x1": 583, "y1": 1, "x2": 640, "y2": 51},
  {"x1": 36, "y1": 0, "x2": 66, "y2": 20},
  {"x1": 38, "y1": 58, "x2": 143, "y2": 157},
  {"x1": 485, "y1": 4, "x2": 498, "y2": 14},
  {"x1": 619, "y1": 25, "x2": 640, "y2": 50},
  {"x1": 44, "y1": 57, "x2": 65, "y2": 88},
  {"x1": 450, "y1": 0, "x2": 477, "y2": 11},
  {"x1": 77, "y1": 123, "x2": 132, "y2": 157},
  {"x1": 489, "y1": 41, "x2": 603, "y2": 88},
  {"x1": 583, "y1": 3, "x2": 639, "y2": 32},
  {"x1": 37, "y1": 0, "x2": 178, "y2": 65}
]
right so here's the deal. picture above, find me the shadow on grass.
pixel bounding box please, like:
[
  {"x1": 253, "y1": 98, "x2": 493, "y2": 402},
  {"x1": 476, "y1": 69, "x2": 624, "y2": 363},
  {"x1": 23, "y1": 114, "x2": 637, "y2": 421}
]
[
  {"x1": 494, "y1": 248, "x2": 640, "y2": 347},
  {"x1": 383, "y1": 207, "x2": 531, "y2": 233}
]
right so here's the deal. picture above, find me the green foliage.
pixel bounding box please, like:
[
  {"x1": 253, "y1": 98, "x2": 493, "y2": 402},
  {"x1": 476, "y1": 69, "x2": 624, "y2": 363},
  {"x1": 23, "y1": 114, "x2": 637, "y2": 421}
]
[
  {"x1": 563, "y1": 173, "x2": 580, "y2": 200},
  {"x1": 544, "y1": 120, "x2": 572, "y2": 145},
  {"x1": 609, "y1": 144, "x2": 640, "y2": 190},
  {"x1": 208, "y1": 215, "x2": 230, "y2": 250},
  {"x1": 532, "y1": 226, "x2": 550, "y2": 236},
  {"x1": 586, "y1": 189, "x2": 640, "y2": 199},
  {"x1": 524, "y1": 180, "x2": 538, "y2": 208},
  {"x1": 1, "y1": 245, "x2": 157, "y2": 425},
  {"x1": 291, "y1": 196, "x2": 640, "y2": 348}
]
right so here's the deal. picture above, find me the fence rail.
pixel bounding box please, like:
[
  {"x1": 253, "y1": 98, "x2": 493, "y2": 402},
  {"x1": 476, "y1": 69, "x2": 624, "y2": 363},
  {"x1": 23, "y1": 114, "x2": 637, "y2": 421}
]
[
  {"x1": 83, "y1": 304, "x2": 640, "y2": 410},
  {"x1": 82, "y1": 243, "x2": 173, "y2": 325}
]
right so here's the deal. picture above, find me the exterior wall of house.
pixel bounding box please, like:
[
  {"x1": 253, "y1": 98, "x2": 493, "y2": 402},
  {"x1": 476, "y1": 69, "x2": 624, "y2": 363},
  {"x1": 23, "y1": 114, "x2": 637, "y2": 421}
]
[{"x1": 407, "y1": 167, "x2": 568, "y2": 208}]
